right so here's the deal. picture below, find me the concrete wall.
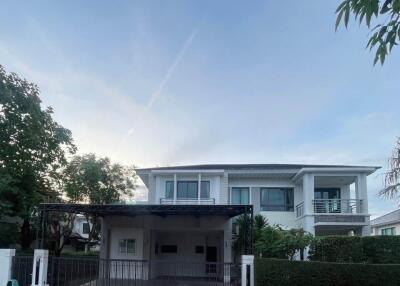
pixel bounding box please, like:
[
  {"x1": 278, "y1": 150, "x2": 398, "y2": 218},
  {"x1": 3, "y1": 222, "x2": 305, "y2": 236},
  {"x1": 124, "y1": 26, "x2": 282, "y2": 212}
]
[{"x1": 101, "y1": 215, "x2": 232, "y2": 263}]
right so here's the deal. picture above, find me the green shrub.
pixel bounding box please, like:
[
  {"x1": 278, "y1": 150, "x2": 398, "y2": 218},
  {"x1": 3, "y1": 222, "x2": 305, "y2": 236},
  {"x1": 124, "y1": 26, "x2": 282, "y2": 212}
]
[
  {"x1": 309, "y1": 236, "x2": 400, "y2": 264},
  {"x1": 309, "y1": 236, "x2": 365, "y2": 262},
  {"x1": 363, "y1": 236, "x2": 400, "y2": 264},
  {"x1": 255, "y1": 258, "x2": 400, "y2": 286}
]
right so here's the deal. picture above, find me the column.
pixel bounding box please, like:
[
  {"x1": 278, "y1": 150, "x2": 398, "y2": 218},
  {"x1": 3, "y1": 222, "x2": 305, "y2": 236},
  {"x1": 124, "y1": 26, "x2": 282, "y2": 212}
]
[
  {"x1": 241, "y1": 255, "x2": 254, "y2": 286},
  {"x1": 173, "y1": 173, "x2": 177, "y2": 204},
  {"x1": 355, "y1": 174, "x2": 368, "y2": 213},
  {"x1": 0, "y1": 249, "x2": 15, "y2": 286},
  {"x1": 32, "y1": 249, "x2": 49, "y2": 286},
  {"x1": 198, "y1": 173, "x2": 202, "y2": 204},
  {"x1": 302, "y1": 173, "x2": 314, "y2": 215}
]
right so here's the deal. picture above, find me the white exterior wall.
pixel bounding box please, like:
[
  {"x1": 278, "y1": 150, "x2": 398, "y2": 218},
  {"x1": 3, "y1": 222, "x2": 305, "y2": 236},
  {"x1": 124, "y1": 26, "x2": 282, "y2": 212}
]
[
  {"x1": 228, "y1": 177, "x2": 297, "y2": 229},
  {"x1": 372, "y1": 222, "x2": 400, "y2": 236}
]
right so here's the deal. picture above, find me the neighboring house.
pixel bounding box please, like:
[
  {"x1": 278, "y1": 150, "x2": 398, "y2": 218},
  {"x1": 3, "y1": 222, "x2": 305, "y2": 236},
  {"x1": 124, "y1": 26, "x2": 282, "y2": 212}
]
[
  {"x1": 63, "y1": 214, "x2": 99, "y2": 252},
  {"x1": 43, "y1": 163, "x2": 378, "y2": 279},
  {"x1": 371, "y1": 209, "x2": 400, "y2": 236}
]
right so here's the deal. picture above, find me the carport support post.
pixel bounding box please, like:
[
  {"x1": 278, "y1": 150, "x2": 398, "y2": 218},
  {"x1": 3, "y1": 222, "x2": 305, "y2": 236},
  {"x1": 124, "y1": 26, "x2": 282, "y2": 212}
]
[
  {"x1": 241, "y1": 255, "x2": 254, "y2": 286},
  {"x1": 32, "y1": 249, "x2": 49, "y2": 286},
  {"x1": 0, "y1": 249, "x2": 16, "y2": 286}
]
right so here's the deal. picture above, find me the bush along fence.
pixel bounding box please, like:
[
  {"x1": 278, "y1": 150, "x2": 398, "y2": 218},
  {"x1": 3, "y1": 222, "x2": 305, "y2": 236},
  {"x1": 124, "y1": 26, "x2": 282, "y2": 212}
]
[
  {"x1": 309, "y1": 236, "x2": 400, "y2": 263},
  {"x1": 255, "y1": 258, "x2": 400, "y2": 286}
]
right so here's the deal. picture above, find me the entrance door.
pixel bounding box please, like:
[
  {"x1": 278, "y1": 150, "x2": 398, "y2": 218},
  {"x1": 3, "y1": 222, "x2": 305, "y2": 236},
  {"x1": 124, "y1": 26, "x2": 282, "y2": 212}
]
[{"x1": 206, "y1": 246, "x2": 217, "y2": 274}]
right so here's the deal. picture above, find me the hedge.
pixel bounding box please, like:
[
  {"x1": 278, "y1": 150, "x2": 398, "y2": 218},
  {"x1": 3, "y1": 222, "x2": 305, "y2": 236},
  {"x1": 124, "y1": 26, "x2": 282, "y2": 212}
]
[
  {"x1": 255, "y1": 258, "x2": 400, "y2": 286},
  {"x1": 309, "y1": 236, "x2": 400, "y2": 263}
]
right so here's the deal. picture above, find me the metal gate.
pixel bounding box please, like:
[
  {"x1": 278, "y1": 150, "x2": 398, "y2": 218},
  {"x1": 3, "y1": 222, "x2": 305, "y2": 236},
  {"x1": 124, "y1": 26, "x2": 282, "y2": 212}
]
[{"x1": 11, "y1": 256, "x2": 241, "y2": 286}]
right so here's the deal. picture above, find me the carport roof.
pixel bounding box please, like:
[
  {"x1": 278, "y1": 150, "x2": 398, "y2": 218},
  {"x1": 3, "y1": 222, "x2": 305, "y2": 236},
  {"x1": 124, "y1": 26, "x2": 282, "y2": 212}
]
[{"x1": 40, "y1": 203, "x2": 252, "y2": 218}]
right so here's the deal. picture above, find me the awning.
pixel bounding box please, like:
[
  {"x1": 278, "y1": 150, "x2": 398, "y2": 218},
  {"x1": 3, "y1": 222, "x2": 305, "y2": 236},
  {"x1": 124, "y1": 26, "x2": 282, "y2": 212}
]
[{"x1": 40, "y1": 203, "x2": 252, "y2": 218}]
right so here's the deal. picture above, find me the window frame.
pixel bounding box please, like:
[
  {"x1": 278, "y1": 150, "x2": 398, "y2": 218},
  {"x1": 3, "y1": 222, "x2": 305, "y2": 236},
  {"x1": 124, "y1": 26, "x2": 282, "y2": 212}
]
[
  {"x1": 230, "y1": 187, "x2": 250, "y2": 205},
  {"x1": 119, "y1": 239, "x2": 136, "y2": 254},
  {"x1": 165, "y1": 180, "x2": 211, "y2": 199},
  {"x1": 260, "y1": 187, "x2": 294, "y2": 212},
  {"x1": 381, "y1": 227, "x2": 396, "y2": 236}
]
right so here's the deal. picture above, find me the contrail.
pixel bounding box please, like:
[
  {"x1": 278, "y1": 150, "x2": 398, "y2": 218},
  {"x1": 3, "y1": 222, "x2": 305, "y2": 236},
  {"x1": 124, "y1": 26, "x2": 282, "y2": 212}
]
[
  {"x1": 123, "y1": 26, "x2": 199, "y2": 139},
  {"x1": 146, "y1": 27, "x2": 198, "y2": 111}
]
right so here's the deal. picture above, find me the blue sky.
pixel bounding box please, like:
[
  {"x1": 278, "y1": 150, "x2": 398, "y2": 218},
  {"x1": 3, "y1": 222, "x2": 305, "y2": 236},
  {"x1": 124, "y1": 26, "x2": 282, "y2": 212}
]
[{"x1": 1, "y1": 1, "x2": 399, "y2": 216}]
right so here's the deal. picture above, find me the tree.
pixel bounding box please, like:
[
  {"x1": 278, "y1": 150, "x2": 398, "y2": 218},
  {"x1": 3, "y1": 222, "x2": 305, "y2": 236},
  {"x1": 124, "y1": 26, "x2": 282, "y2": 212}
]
[
  {"x1": 0, "y1": 65, "x2": 76, "y2": 249},
  {"x1": 380, "y1": 137, "x2": 400, "y2": 199},
  {"x1": 62, "y1": 154, "x2": 136, "y2": 251},
  {"x1": 233, "y1": 214, "x2": 267, "y2": 257},
  {"x1": 336, "y1": 0, "x2": 400, "y2": 65}
]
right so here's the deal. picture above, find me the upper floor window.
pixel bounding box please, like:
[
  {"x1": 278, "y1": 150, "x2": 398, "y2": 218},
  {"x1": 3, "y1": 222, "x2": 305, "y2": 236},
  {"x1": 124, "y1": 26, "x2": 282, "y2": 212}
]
[
  {"x1": 231, "y1": 187, "x2": 250, "y2": 205},
  {"x1": 381, "y1": 227, "x2": 396, "y2": 235},
  {"x1": 260, "y1": 188, "x2": 294, "y2": 211},
  {"x1": 82, "y1": 222, "x2": 90, "y2": 234},
  {"x1": 314, "y1": 188, "x2": 340, "y2": 199},
  {"x1": 119, "y1": 239, "x2": 136, "y2": 254},
  {"x1": 165, "y1": 181, "x2": 210, "y2": 199}
]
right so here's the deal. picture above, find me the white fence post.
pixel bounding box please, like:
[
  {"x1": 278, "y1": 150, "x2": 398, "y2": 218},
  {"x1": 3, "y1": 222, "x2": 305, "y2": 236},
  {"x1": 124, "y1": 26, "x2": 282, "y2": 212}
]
[
  {"x1": 32, "y1": 250, "x2": 49, "y2": 286},
  {"x1": 0, "y1": 249, "x2": 16, "y2": 286},
  {"x1": 241, "y1": 255, "x2": 254, "y2": 286}
]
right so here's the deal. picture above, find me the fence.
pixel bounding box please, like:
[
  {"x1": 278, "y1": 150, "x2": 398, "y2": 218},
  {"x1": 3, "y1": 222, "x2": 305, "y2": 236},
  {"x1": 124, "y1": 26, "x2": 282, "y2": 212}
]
[{"x1": 9, "y1": 254, "x2": 246, "y2": 286}]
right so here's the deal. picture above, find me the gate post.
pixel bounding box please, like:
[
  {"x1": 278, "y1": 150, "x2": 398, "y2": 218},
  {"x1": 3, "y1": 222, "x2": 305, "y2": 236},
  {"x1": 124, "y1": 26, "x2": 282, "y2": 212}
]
[
  {"x1": 0, "y1": 249, "x2": 15, "y2": 286},
  {"x1": 241, "y1": 255, "x2": 254, "y2": 286},
  {"x1": 32, "y1": 250, "x2": 49, "y2": 286}
]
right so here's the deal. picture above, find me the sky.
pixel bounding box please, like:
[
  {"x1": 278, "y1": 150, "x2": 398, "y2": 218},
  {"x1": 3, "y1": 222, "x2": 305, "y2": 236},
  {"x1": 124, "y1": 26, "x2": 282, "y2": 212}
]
[{"x1": 0, "y1": 0, "x2": 399, "y2": 217}]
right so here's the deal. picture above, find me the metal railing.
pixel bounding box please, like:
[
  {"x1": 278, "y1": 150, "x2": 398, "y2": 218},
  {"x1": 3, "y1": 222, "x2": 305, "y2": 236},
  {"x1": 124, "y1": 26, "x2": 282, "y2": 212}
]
[
  {"x1": 313, "y1": 199, "x2": 362, "y2": 214},
  {"x1": 160, "y1": 198, "x2": 216, "y2": 205},
  {"x1": 11, "y1": 256, "x2": 34, "y2": 286},
  {"x1": 295, "y1": 202, "x2": 304, "y2": 218}
]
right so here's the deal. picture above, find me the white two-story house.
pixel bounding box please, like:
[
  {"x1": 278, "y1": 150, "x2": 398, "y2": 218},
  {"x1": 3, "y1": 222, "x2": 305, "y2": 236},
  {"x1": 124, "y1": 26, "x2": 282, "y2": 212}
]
[{"x1": 44, "y1": 163, "x2": 378, "y2": 281}]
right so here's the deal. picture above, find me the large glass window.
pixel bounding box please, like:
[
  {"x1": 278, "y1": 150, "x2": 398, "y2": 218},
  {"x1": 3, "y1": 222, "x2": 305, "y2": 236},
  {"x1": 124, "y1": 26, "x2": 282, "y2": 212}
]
[
  {"x1": 260, "y1": 188, "x2": 294, "y2": 211},
  {"x1": 165, "y1": 181, "x2": 210, "y2": 199},
  {"x1": 314, "y1": 188, "x2": 340, "y2": 199},
  {"x1": 231, "y1": 187, "x2": 250, "y2": 205},
  {"x1": 382, "y1": 227, "x2": 396, "y2": 235}
]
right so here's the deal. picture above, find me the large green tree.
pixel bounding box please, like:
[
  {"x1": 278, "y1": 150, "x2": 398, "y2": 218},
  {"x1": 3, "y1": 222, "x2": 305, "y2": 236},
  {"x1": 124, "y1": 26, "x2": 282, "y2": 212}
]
[
  {"x1": 62, "y1": 153, "x2": 136, "y2": 251},
  {"x1": 0, "y1": 65, "x2": 76, "y2": 249},
  {"x1": 336, "y1": 0, "x2": 400, "y2": 65}
]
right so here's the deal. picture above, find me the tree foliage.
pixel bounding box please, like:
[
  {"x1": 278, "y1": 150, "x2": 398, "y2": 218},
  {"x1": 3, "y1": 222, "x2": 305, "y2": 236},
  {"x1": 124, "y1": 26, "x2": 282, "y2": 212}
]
[
  {"x1": 336, "y1": 0, "x2": 400, "y2": 65},
  {"x1": 0, "y1": 65, "x2": 76, "y2": 248},
  {"x1": 380, "y1": 137, "x2": 400, "y2": 200},
  {"x1": 62, "y1": 153, "x2": 136, "y2": 251}
]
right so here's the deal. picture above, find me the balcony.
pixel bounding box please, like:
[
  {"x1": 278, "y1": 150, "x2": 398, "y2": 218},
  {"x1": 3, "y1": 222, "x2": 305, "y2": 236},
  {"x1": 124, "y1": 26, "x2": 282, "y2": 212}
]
[
  {"x1": 296, "y1": 199, "x2": 363, "y2": 218},
  {"x1": 313, "y1": 199, "x2": 362, "y2": 214},
  {"x1": 160, "y1": 198, "x2": 216, "y2": 205}
]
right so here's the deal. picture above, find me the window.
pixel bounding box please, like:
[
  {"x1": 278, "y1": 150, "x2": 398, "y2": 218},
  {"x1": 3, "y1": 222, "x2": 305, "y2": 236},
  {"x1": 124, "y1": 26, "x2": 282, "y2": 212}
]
[
  {"x1": 165, "y1": 181, "x2": 211, "y2": 199},
  {"x1": 381, "y1": 227, "x2": 396, "y2": 235},
  {"x1": 195, "y1": 246, "x2": 204, "y2": 254},
  {"x1": 260, "y1": 188, "x2": 294, "y2": 211},
  {"x1": 166, "y1": 181, "x2": 174, "y2": 199},
  {"x1": 82, "y1": 222, "x2": 90, "y2": 234},
  {"x1": 201, "y1": 181, "x2": 210, "y2": 199},
  {"x1": 119, "y1": 239, "x2": 136, "y2": 254},
  {"x1": 231, "y1": 187, "x2": 250, "y2": 205},
  {"x1": 314, "y1": 188, "x2": 340, "y2": 199},
  {"x1": 161, "y1": 245, "x2": 177, "y2": 253}
]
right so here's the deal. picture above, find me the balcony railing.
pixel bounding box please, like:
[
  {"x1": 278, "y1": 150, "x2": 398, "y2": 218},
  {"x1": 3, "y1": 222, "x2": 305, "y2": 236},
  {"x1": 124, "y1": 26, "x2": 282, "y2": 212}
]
[
  {"x1": 160, "y1": 198, "x2": 216, "y2": 205},
  {"x1": 296, "y1": 202, "x2": 304, "y2": 218},
  {"x1": 313, "y1": 199, "x2": 362, "y2": 214}
]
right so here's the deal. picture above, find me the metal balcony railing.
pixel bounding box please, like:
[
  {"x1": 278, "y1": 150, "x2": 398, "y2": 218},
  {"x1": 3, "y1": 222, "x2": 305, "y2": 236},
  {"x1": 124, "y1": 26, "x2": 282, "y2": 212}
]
[
  {"x1": 295, "y1": 202, "x2": 304, "y2": 218},
  {"x1": 312, "y1": 199, "x2": 362, "y2": 214},
  {"x1": 160, "y1": 198, "x2": 216, "y2": 205}
]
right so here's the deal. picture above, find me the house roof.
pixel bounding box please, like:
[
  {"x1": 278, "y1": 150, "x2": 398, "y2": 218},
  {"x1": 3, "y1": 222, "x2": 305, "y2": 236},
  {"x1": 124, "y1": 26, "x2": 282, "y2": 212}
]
[
  {"x1": 136, "y1": 163, "x2": 380, "y2": 172},
  {"x1": 371, "y1": 209, "x2": 400, "y2": 227},
  {"x1": 40, "y1": 203, "x2": 252, "y2": 218}
]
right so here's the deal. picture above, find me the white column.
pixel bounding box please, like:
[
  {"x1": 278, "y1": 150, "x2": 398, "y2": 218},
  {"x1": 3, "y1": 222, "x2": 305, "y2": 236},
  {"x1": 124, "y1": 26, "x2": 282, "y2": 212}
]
[
  {"x1": 302, "y1": 173, "x2": 314, "y2": 215},
  {"x1": 0, "y1": 249, "x2": 15, "y2": 286},
  {"x1": 241, "y1": 255, "x2": 254, "y2": 286},
  {"x1": 32, "y1": 249, "x2": 49, "y2": 286},
  {"x1": 198, "y1": 173, "x2": 202, "y2": 204},
  {"x1": 173, "y1": 173, "x2": 177, "y2": 204},
  {"x1": 355, "y1": 174, "x2": 368, "y2": 213}
]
